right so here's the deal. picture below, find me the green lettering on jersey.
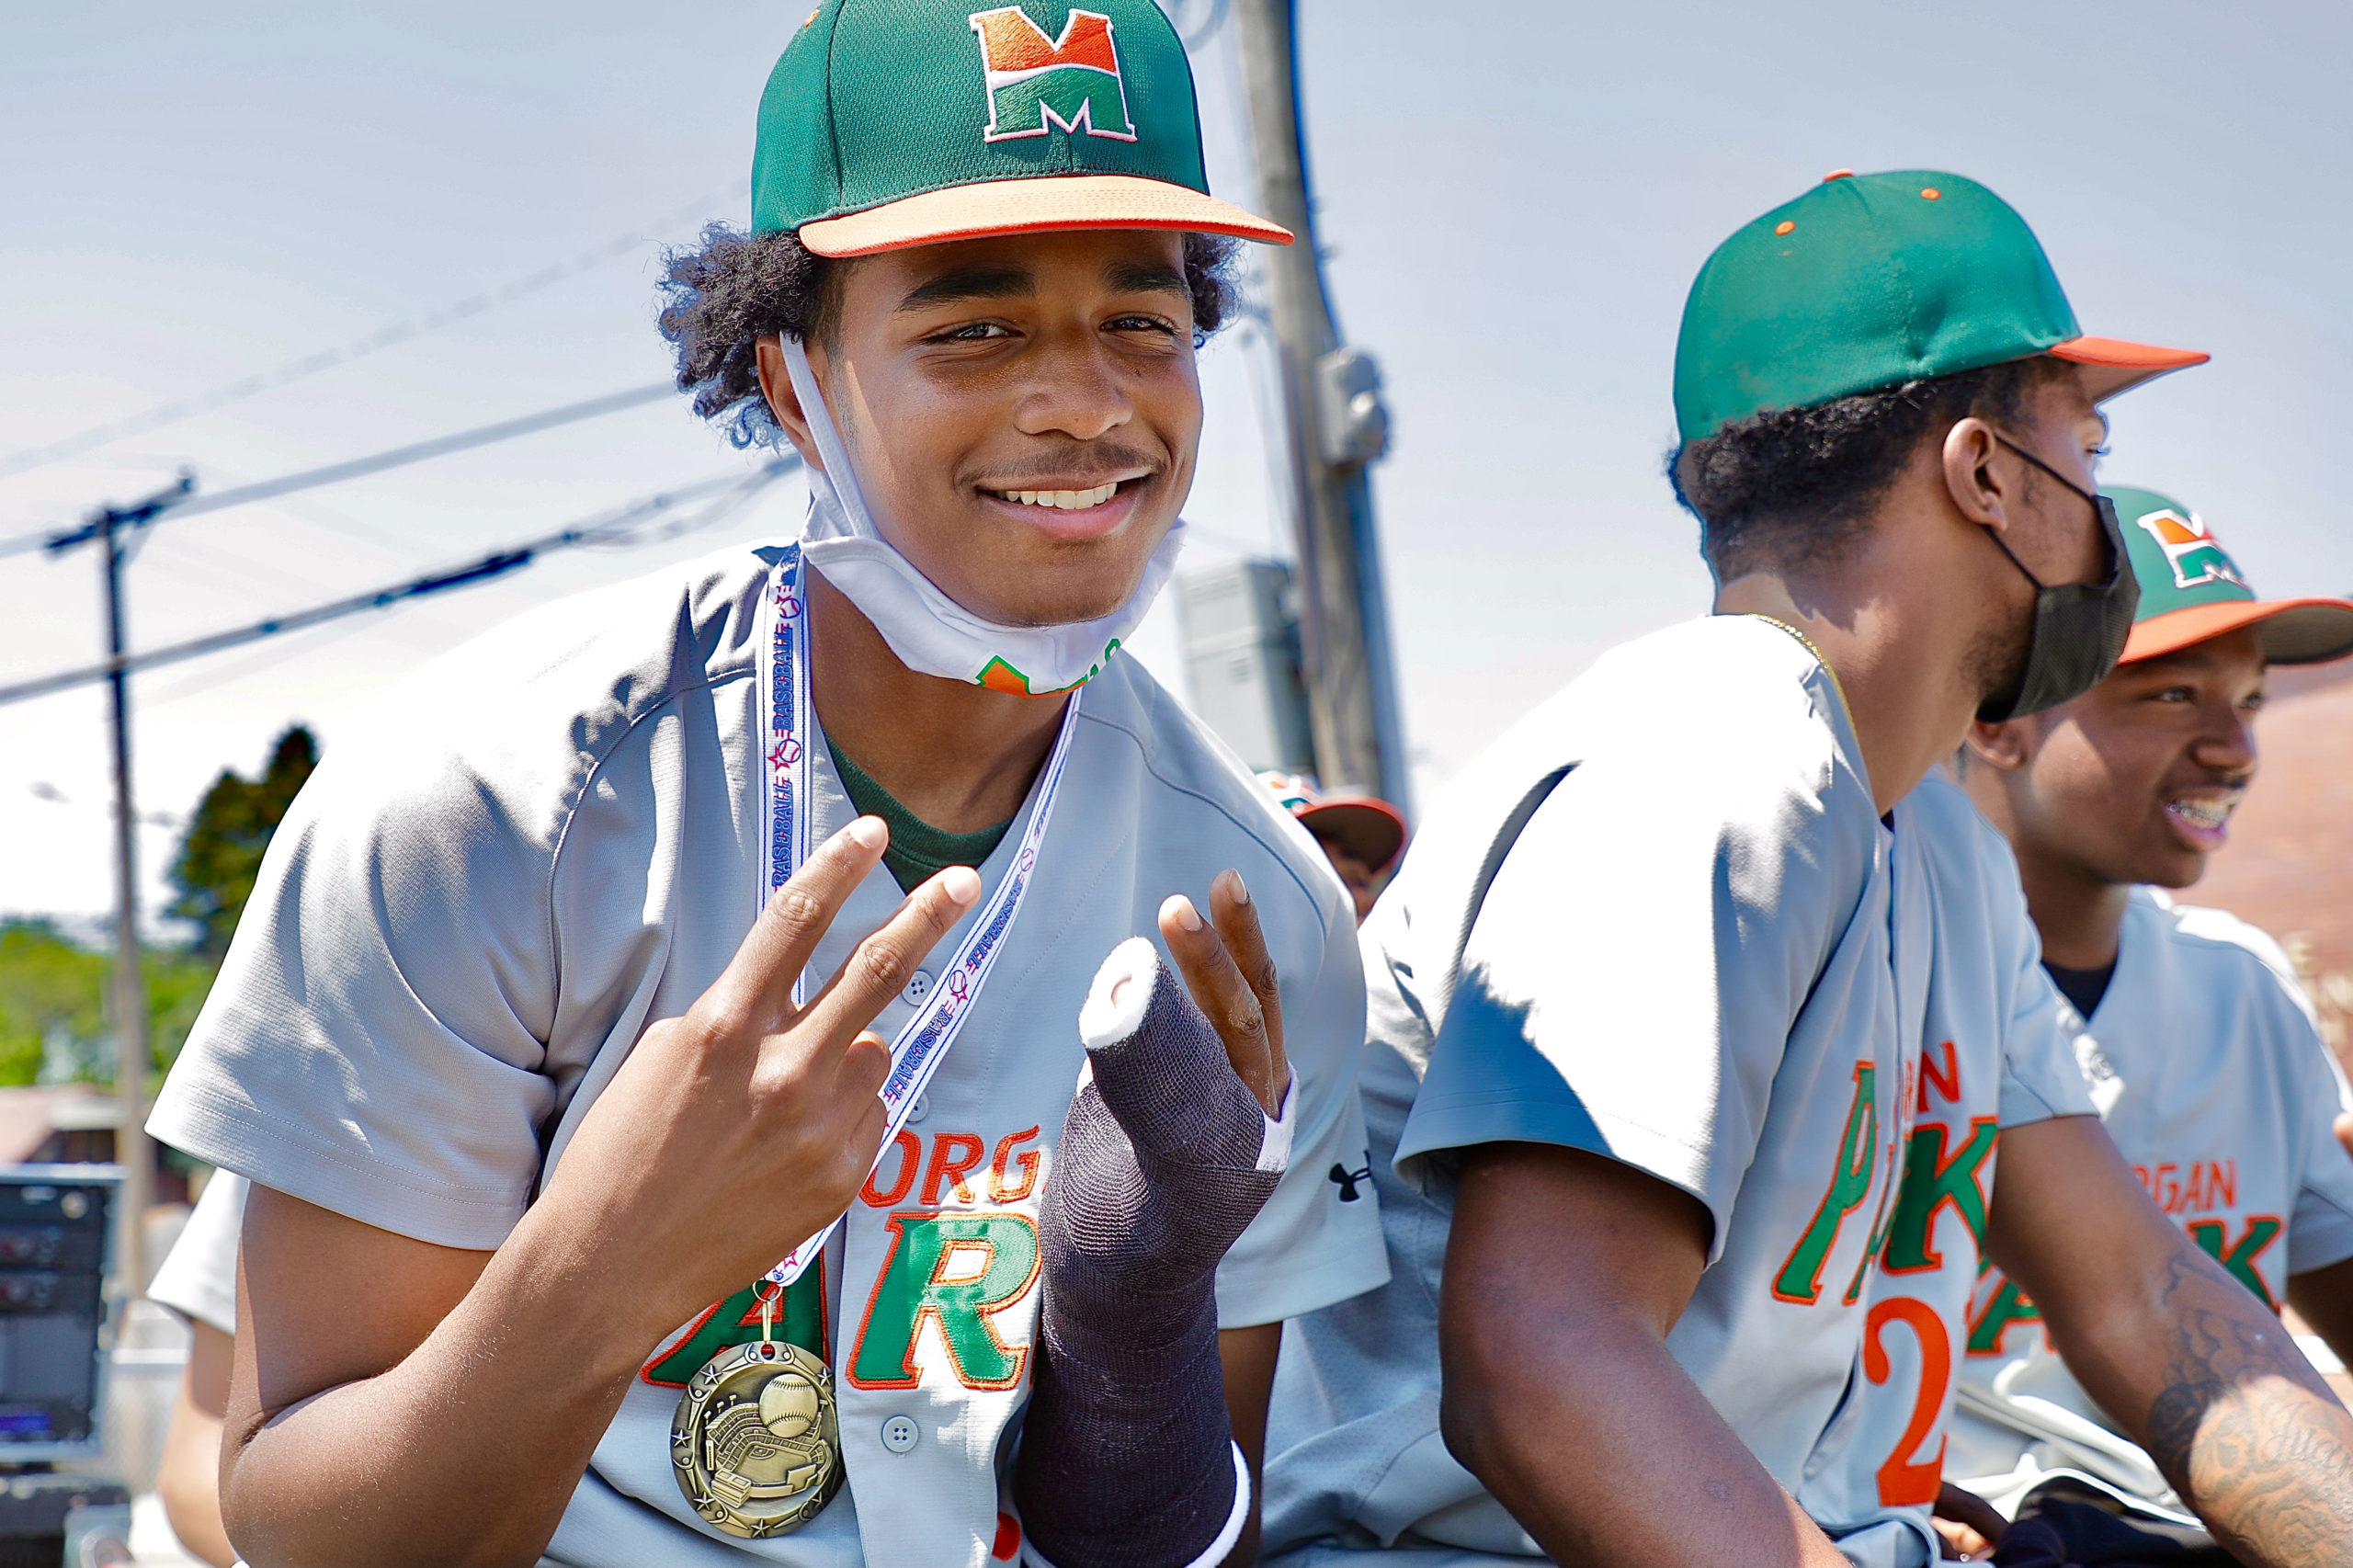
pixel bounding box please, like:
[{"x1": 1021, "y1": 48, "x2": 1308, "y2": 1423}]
[
  {"x1": 1841, "y1": 1157, "x2": 1903, "y2": 1306},
  {"x1": 2187, "y1": 1216, "x2": 2284, "y2": 1310},
  {"x1": 1965, "y1": 1274, "x2": 2042, "y2": 1356},
  {"x1": 1881, "y1": 1118, "x2": 2000, "y2": 1275},
  {"x1": 642, "y1": 1272, "x2": 825, "y2": 1387},
  {"x1": 849, "y1": 1212, "x2": 1040, "y2": 1391},
  {"x1": 1772, "y1": 1062, "x2": 1879, "y2": 1304}
]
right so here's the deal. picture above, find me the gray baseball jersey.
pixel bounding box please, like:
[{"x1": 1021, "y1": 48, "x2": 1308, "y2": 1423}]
[
  {"x1": 1258, "y1": 620, "x2": 2092, "y2": 1568},
  {"x1": 1945, "y1": 887, "x2": 2353, "y2": 1514},
  {"x1": 148, "y1": 540, "x2": 1387, "y2": 1568}
]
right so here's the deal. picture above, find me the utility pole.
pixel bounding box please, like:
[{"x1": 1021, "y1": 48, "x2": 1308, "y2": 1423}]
[
  {"x1": 54, "y1": 473, "x2": 190, "y2": 1295},
  {"x1": 1232, "y1": 0, "x2": 1409, "y2": 811}
]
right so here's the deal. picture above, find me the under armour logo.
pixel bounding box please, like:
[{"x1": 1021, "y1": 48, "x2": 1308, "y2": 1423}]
[{"x1": 1328, "y1": 1159, "x2": 1371, "y2": 1202}]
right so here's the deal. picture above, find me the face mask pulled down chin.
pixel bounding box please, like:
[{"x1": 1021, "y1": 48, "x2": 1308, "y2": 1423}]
[
  {"x1": 1975, "y1": 481, "x2": 2142, "y2": 723},
  {"x1": 779, "y1": 335, "x2": 1185, "y2": 697}
]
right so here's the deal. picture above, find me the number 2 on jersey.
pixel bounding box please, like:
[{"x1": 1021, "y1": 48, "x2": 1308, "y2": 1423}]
[{"x1": 1864, "y1": 1296, "x2": 1949, "y2": 1507}]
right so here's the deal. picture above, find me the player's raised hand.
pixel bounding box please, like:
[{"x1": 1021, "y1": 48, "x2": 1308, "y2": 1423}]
[
  {"x1": 540, "y1": 816, "x2": 979, "y2": 1336},
  {"x1": 1156, "y1": 869, "x2": 1289, "y2": 1116}
]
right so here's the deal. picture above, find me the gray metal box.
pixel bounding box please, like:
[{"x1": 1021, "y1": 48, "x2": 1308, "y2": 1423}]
[{"x1": 1174, "y1": 559, "x2": 1314, "y2": 775}]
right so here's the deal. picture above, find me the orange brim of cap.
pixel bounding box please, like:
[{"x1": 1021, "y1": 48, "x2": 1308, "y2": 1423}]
[
  {"x1": 1298, "y1": 796, "x2": 1409, "y2": 873},
  {"x1": 2049, "y1": 335, "x2": 2211, "y2": 403},
  {"x1": 2123, "y1": 597, "x2": 2353, "y2": 666},
  {"x1": 800, "y1": 174, "x2": 1292, "y2": 258}
]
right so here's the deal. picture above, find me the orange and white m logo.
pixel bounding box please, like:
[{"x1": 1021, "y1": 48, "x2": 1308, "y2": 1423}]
[
  {"x1": 2135, "y1": 508, "x2": 2245, "y2": 592},
  {"x1": 970, "y1": 7, "x2": 1137, "y2": 143}
]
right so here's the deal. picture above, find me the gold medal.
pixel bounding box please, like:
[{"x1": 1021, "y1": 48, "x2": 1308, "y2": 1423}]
[{"x1": 671, "y1": 1289, "x2": 843, "y2": 1539}]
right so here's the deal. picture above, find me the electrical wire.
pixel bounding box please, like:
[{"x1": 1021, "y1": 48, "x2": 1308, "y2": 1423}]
[
  {"x1": 0, "y1": 181, "x2": 748, "y2": 480},
  {"x1": 2, "y1": 382, "x2": 676, "y2": 561},
  {"x1": 0, "y1": 456, "x2": 800, "y2": 710}
]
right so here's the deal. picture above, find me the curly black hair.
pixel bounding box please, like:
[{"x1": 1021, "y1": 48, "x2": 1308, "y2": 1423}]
[
  {"x1": 656, "y1": 223, "x2": 1242, "y2": 449},
  {"x1": 1667, "y1": 354, "x2": 2076, "y2": 580}
]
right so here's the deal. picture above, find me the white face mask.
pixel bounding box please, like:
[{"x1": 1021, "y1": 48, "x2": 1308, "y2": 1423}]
[{"x1": 779, "y1": 335, "x2": 1187, "y2": 696}]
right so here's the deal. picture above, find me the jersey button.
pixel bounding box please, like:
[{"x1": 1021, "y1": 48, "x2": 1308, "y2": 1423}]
[
  {"x1": 881, "y1": 1415, "x2": 920, "y2": 1454},
  {"x1": 900, "y1": 969, "x2": 936, "y2": 1006},
  {"x1": 906, "y1": 1093, "x2": 930, "y2": 1125}
]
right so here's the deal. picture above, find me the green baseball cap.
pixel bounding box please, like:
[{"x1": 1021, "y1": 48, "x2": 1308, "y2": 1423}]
[
  {"x1": 1675, "y1": 170, "x2": 2207, "y2": 442},
  {"x1": 751, "y1": 0, "x2": 1290, "y2": 257},
  {"x1": 2107, "y1": 486, "x2": 2353, "y2": 666}
]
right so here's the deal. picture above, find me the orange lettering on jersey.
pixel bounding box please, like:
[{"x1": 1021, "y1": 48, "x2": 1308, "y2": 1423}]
[
  {"x1": 988, "y1": 1126, "x2": 1043, "y2": 1202},
  {"x1": 863, "y1": 1130, "x2": 923, "y2": 1207},
  {"x1": 1866, "y1": 1297, "x2": 1950, "y2": 1506},
  {"x1": 2136, "y1": 1159, "x2": 2243, "y2": 1214},
  {"x1": 1917, "y1": 1040, "x2": 1961, "y2": 1112},
  {"x1": 923, "y1": 1132, "x2": 990, "y2": 1205}
]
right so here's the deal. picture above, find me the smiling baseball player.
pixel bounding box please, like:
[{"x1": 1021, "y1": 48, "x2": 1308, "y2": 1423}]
[
  {"x1": 1261, "y1": 170, "x2": 2353, "y2": 1568},
  {"x1": 1938, "y1": 488, "x2": 2353, "y2": 1545},
  {"x1": 143, "y1": 5, "x2": 1384, "y2": 1564}
]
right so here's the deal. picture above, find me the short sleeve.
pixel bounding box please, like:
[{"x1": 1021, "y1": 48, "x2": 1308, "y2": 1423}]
[
  {"x1": 1993, "y1": 895, "x2": 2098, "y2": 1130},
  {"x1": 146, "y1": 678, "x2": 566, "y2": 1250},
  {"x1": 1395, "y1": 710, "x2": 1858, "y2": 1255},
  {"x1": 145, "y1": 1172, "x2": 247, "y2": 1335},
  {"x1": 1213, "y1": 864, "x2": 1389, "y2": 1327}
]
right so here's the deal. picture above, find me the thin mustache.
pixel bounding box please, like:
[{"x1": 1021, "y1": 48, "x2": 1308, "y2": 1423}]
[
  {"x1": 972, "y1": 446, "x2": 1162, "y2": 487},
  {"x1": 2171, "y1": 777, "x2": 2250, "y2": 796}
]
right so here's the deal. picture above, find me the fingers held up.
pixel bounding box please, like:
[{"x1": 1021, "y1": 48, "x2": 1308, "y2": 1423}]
[
  {"x1": 799, "y1": 862, "x2": 983, "y2": 1046},
  {"x1": 703, "y1": 815, "x2": 891, "y2": 1036},
  {"x1": 1158, "y1": 869, "x2": 1287, "y2": 1116}
]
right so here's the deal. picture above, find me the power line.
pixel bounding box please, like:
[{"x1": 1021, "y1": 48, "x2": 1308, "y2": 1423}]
[
  {"x1": 0, "y1": 181, "x2": 748, "y2": 480},
  {"x1": 3, "y1": 382, "x2": 676, "y2": 561},
  {"x1": 0, "y1": 457, "x2": 801, "y2": 710}
]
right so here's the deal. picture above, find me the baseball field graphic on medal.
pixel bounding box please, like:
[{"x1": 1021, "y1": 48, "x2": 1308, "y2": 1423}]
[{"x1": 671, "y1": 1287, "x2": 843, "y2": 1538}]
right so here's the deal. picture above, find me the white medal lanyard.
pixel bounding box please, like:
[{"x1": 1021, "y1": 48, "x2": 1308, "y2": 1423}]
[{"x1": 760, "y1": 543, "x2": 1080, "y2": 1286}]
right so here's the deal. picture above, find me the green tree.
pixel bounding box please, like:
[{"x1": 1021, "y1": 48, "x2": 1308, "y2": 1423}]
[
  {"x1": 0, "y1": 920, "x2": 108, "y2": 1085},
  {"x1": 167, "y1": 726, "x2": 317, "y2": 958},
  {"x1": 0, "y1": 725, "x2": 321, "y2": 1088},
  {"x1": 0, "y1": 922, "x2": 224, "y2": 1088}
]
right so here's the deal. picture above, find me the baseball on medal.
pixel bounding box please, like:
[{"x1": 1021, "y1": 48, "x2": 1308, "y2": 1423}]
[{"x1": 759, "y1": 1370, "x2": 822, "y2": 1439}]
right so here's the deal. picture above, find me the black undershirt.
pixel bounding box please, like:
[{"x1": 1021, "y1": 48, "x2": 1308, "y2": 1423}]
[{"x1": 2041, "y1": 958, "x2": 2117, "y2": 1020}]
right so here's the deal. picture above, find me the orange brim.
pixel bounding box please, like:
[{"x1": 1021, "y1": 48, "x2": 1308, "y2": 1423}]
[
  {"x1": 2050, "y1": 335, "x2": 2211, "y2": 403},
  {"x1": 800, "y1": 174, "x2": 1292, "y2": 258},
  {"x1": 1299, "y1": 796, "x2": 1409, "y2": 873},
  {"x1": 2123, "y1": 597, "x2": 2353, "y2": 666}
]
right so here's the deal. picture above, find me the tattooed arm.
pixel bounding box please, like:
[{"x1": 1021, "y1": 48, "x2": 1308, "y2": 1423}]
[{"x1": 1989, "y1": 1115, "x2": 2353, "y2": 1566}]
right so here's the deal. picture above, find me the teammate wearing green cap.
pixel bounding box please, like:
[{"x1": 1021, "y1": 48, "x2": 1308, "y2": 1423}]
[
  {"x1": 147, "y1": 5, "x2": 1386, "y2": 1564},
  {"x1": 1262, "y1": 170, "x2": 2353, "y2": 1567},
  {"x1": 1933, "y1": 490, "x2": 2353, "y2": 1553}
]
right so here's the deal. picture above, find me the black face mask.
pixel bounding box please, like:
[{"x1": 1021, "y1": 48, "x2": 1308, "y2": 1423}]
[{"x1": 1974, "y1": 436, "x2": 2142, "y2": 722}]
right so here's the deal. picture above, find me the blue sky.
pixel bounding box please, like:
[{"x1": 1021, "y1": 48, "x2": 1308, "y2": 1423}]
[{"x1": 4, "y1": 0, "x2": 2347, "y2": 924}]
